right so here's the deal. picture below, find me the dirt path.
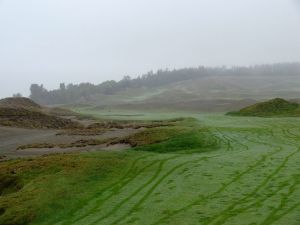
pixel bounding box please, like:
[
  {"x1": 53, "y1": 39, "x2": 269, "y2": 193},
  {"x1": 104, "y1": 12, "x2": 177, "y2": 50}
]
[{"x1": 0, "y1": 126, "x2": 137, "y2": 160}]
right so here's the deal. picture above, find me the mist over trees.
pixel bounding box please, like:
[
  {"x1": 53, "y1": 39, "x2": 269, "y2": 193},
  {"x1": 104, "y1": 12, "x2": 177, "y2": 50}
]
[{"x1": 30, "y1": 63, "x2": 300, "y2": 105}]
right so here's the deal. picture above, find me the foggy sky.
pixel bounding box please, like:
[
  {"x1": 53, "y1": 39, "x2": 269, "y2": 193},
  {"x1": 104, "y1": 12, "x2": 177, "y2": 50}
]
[{"x1": 0, "y1": 0, "x2": 300, "y2": 98}]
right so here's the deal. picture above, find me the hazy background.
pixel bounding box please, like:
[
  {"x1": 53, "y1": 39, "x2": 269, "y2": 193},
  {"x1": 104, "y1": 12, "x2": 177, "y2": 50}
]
[{"x1": 0, "y1": 0, "x2": 300, "y2": 98}]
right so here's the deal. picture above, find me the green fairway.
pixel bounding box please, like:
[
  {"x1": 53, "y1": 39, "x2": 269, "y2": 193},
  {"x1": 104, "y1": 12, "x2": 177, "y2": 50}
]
[{"x1": 1, "y1": 113, "x2": 300, "y2": 225}]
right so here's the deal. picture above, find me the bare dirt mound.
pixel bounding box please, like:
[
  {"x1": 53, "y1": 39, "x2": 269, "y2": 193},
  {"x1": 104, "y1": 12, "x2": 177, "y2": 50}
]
[{"x1": 0, "y1": 97, "x2": 81, "y2": 129}]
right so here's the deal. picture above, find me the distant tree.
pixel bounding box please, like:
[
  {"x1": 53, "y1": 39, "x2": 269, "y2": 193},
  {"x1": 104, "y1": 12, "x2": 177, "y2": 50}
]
[
  {"x1": 13, "y1": 93, "x2": 22, "y2": 97},
  {"x1": 30, "y1": 84, "x2": 48, "y2": 104},
  {"x1": 60, "y1": 83, "x2": 66, "y2": 91}
]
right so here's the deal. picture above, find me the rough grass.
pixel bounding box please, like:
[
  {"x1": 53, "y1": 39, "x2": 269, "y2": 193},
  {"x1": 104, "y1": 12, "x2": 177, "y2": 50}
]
[{"x1": 0, "y1": 152, "x2": 135, "y2": 225}]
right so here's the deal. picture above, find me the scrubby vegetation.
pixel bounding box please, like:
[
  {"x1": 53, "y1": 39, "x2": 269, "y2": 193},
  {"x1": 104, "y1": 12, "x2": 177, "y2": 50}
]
[{"x1": 227, "y1": 98, "x2": 300, "y2": 117}]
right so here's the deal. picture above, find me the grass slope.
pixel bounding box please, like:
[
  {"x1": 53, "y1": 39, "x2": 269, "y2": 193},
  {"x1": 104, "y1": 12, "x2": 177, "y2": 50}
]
[
  {"x1": 227, "y1": 98, "x2": 300, "y2": 117},
  {"x1": 1, "y1": 113, "x2": 300, "y2": 225}
]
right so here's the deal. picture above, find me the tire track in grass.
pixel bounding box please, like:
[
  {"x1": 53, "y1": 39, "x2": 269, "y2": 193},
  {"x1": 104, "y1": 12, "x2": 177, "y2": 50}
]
[
  {"x1": 284, "y1": 128, "x2": 300, "y2": 143},
  {"x1": 68, "y1": 156, "x2": 160, "y2": 225},
  {"x1": 86, "y1": 155, "x2": 179, "y2": 225},
  {"x1": 222, "y1": 130, "x2": 249, "y2": 151},
  {"x1": 66, "y1": 124, "x2": 232, "y2": 225},
  {"x1": 204, "y1": 128, "x2": 221, "y2": 148},
  {"x1": 213, "y1": 128, "x2": 239, "y2": 152},
  {"x1": 266, "y1": 202, "x2": 300, "y2": 225},
  {"x1": 214, "y1": 129, "x2": 234, "y2": 151},
  {"x1": 201, "y1": 127, "x2": 296, "y2": 225},
  {"x1": 228, "y1": 177, "x2": 291, "y2": 214},
  {"x1": 58, "y1": 155, "x2": 152, "y2": 225},
  {"x1": 211, "y1": 132, "x2": 222, "y2": 147},
  {"x1": 150, "y1": 127, "x2": 286, "y2": 225},
  {"x1": 205, "y1": 175, "x2": 297, "y2": 225},
  {"x1": 150, "y1": 149, "x2": 283, "y2": 225},
  {"x1": 286, "y1": 128, "x2": 300, "y2": 139},
  {"x1": 71, "y1": 120, "x2": 299, "y2": 225},
  {"x1": 259, "y1": 175, "x2": 300, "y2": 225},
  {"x1": 274, "y1": 127, "x2": 300, "y2": 146},
  {"x1": 109, "y1": 155, "x2": 220, "y2": 225},
  {"x1": 206, "y1": 170, "x2": 300, "y2": 225},
  {"x1": 204, "y1": 147, "x2": 300, "y2": 225}
]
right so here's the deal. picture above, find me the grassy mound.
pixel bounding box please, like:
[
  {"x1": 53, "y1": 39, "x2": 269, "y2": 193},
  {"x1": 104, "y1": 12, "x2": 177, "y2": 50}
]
[
  {"x1": 0, "y1": 97, "x2": 81, "y2": 129},
  {"x1": 227, "y1": 98, "x2": 300, "y2": 117},
  {"x1": 112, "y1": 118, "x2": 218, "y2": 153}
]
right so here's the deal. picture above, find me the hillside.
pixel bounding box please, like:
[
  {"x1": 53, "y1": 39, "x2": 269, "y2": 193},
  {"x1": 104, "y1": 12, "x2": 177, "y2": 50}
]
[
  {"x1": 29, "y1": 63, "x2": 300, "y2": 112},
  {"x1": 227, "y1": 98, "x2": 300, "y2": 117},
  {"x1": 70, "y1": 73, "x2": 300, "y2": 112},
  {"x1": 0, "y1": 97, "x2": 80, "y2": 129}
]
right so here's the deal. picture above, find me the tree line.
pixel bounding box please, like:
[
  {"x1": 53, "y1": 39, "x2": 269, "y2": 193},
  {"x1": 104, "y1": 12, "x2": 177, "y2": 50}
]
[{"x1": 30, "y1": 63, "x2": 300, "y2": 105}]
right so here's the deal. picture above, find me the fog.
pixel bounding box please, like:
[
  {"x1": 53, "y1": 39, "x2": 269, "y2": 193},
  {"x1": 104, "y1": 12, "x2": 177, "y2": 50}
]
[{"x1": 0, "y1": 0, "x2": 300, "y2": 98}]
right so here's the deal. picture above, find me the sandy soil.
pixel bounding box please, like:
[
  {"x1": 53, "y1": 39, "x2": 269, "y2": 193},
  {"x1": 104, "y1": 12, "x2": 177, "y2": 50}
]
[{"x1": 0, "y1": 126, "x2": 137, "y2": 160}]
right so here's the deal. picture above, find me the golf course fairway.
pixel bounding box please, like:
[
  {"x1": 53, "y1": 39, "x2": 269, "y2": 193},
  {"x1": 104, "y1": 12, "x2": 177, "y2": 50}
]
[{"x1": 1, "y1": 113, "x2": 300, "y2": 225}]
